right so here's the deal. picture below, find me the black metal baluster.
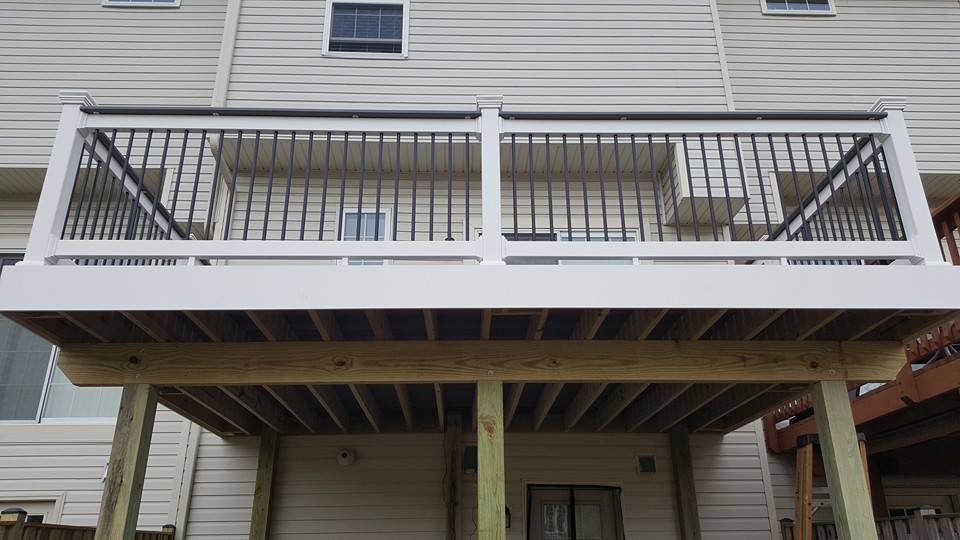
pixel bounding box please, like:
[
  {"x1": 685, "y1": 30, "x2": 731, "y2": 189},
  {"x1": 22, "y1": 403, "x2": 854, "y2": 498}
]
[
  {"x1": 87, "y1": 133, "x2": 115, "y2": 245},
  {"x1": 579, "y1": 134, "x2": 590, "y2": 239},
  {"x1": 562, "y1": 134, "x2": 573, "y2": 241},
  {"x1": 817, "y1": 135, "x2": 847, "y2": 241},
  {"x1": 280, "y1": 131, "x2": 296, "y2": 241},
  {"x1": 834, "y1": 135, "x2": 865, "y2": 240},
  {"x1": 596, "y1": 135, "x2": 609, "y2": 241},
  {"x1": 800, "y1": 134, "x2": 830, "y2": 240},
  {"x1": 143, "y1": 129, "x2": 172, "y2": 240},
  {"x1": 664, "y1": 134, "x2": 682, "y2": 240},
  {"x1": 80, "y1": 160, "x2": 104, "y2": 240},
  {"x1": 749, "y1": 135, "x2": 773, "y2": 239},
  {"x1": 681, "y1": 135, "x2": 700, "y2": 241},
  {"x1": 647, "y1": 134, "x2": 665, "y2": 242},
  {"x1": 70, "y1": 133, "x2": 99, "y2": 240},
  {"x1": 393, "y1": 133, "x2": 401, "y2": 241},
  {"x1": 511, "y1": 134, "x2": 518, "y2": 237},
  {"x1": 528, "y1": 134, "x2": 537, "y2": 238},
  {"x1": 867, "y1": 134, "x2": 899, "y2": 240},
  {"x1": 242, "y1": 131, "x2": 260, "y2": 241},
  {"x1": 223, "y1": 130, "x2": 243, "y2": 241},
  {"x1": 336, "y1": 132, "x2": 349, "y2": 241},
  {"x1": 629, "y1": 135, "x2": 646, "y2": 242},
  {"x1": 851, "y1": 134, "x2": 882, "y2": 240},
  {"x1": 612, "y1": 135, "x2": 627, "y2": 241},
  {"x1": 260, "y1": 131, "x2": 278, "y2": 241},
  {"x1": 732, "y1": 135, "x2": 755, "y2": 240},
  {"x1": 446, "y1": 132, "x2": 453, "y2": 240},
  {"x1": 545, "y1": 134, "x2": 555, "y2": 238},
  {"x1": 130, "y1": 129, "x2": 154, "y2": 241},
  {"x1": 410, "y1": 133, "x2": 418, "y2": 240},
  {"x1": 300, "y1": 131, "x2": 314, "y2": 241},
  {"x1": 202, "y1": 130, "x2": 226, "y2": 241},
  {"x1": 185, "y1": 130, "x2": 207, "y2": 240},
  {"x1": 375, "y1": 133, "x2": 385, "y2": 241},
  {"x1": 356, "y1": 132, "x2": 368, "y2": 241},
  {"x1": 319, "y1": 132, "x2": 332, "y2": 240},
  {"x1": 698, "y1": 134, "x2": 719, "y2": 241},
  {"x1": 715, "y1": 135, "x2": 737, "y2": 241},
  {"x1": 428, "y1": 132, "x2": 436, "y2": 241},
  {"x1": 877, "y1": 146, "x2": 905, "y2": 239},
  {"x1": 109, "y1": 131, "x2": 136, "y2": 243},
  {"x1": 766, "y1": 135, "x2": 791, "y2": 240}
]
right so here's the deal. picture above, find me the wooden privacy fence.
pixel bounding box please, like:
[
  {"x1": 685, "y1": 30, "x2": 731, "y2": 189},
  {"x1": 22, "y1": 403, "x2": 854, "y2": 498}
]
[
  {"x1": 0, "y1": 509, "x2": 174, "y2": 540},
  {"x1": 782, "y1": 513, "x2": 960, "y2": 540}
]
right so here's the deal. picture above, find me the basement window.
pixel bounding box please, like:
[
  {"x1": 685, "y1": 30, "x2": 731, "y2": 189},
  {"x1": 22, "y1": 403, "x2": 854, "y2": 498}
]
[
  {"x1": 102, "y1": 0, "x2": 181, "y2": 7},
  {"x1": 323, "y1": 1, "x2": 409, "y2": 57},
  {"x1": 761, "y1": 0, "x2": 835, "y2": 15}
]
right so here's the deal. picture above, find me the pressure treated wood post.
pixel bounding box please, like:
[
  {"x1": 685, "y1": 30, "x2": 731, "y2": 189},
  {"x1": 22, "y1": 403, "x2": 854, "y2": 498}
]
[
  {"x1": 444, "y1": 412, "x2": 464, "y2": 540},
  {"x1": 794, "y1": 436, "x2": 815, "y2": 540},
  {"x1": 476, "y1": 381, "x2": 505, "y2": 540},
  {"x1": 811, "y1": 381, "x2": 879, "y2": 540},
  {"x1": 249, "y1": 430, "x2": 279, "y2": 540},
  {"x1": 95, "y1": 384, "x2": 158, "y2": 540},
  {"x1": 669, "y1": 425, "x2": 702, "y2": 540}
]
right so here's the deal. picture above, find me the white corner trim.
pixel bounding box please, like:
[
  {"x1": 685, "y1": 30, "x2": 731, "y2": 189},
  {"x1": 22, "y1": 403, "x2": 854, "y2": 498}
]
[
  {"x1": 753, "y1": 420, "x2": 783, "y2": 540},
  {"x1": 212, "y1": 0, "x2": 242, "y2": 107},
  {"x1": 58, "y1": 90, "x2": 96, "y2": 107},
  {"x1": 708, "y1": 0, "x2": 736, "y2": 111},
  {"x1": 871, "y1": 97, "x2": 908, "y2": 113},
  {"x1": 167, "y1": 421, "x2": 202, "y2": 540}
]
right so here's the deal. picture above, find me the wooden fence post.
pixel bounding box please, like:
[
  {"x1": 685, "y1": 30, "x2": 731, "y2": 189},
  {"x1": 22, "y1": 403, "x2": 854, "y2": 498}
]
[{"x1": 0, "y1": 508, "x2": 27, "y2": 540}]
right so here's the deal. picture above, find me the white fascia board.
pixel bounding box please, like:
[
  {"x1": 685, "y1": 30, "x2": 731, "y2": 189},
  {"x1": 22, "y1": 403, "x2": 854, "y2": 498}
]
[{"x1": 1, "y1": 264, "x2": 959, "y2": 312}]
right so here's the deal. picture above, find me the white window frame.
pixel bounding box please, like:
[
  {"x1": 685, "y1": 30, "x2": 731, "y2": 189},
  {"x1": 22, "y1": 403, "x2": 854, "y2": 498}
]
[
  {"x1": 759, "y1": 0, "x2": 837, "y2": 16},
  {"x1": 338, "y1": 208, "x2": 393, "y2": 265},
  {"x1": 322, "y1": 0, "x2": 411, "y2": 59},
  {"x1": 102, "y1": 0, "x2": 182, "y2": 7}
]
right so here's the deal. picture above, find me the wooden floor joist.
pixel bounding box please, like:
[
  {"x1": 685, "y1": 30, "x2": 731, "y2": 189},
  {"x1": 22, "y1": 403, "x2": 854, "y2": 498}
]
[
  {"x1": 184, "y1": 311, "x2": 240, "y2": 343},
  {"x1": 684, "y1": 383, "x2": 779, "y2": 432},
  {"x1": 394, "y1": 384, "x2": 415, "y2": 431},
  {"x1": 221, "y1": 386, "x2": 298, "y2": 433},
  {"x1": 179, "y1": 386, "x2": 261, "y2": 435},
  {"x1": 265, "y1": 385, "x2": 325, "y2": 433},
  {"x1": 121, "y1": 311, "x2": 179, "y2": 343},
  {"x1": 666, "y1": 309, "x2": 726, "y2": 341},
  {"x1": 624, "y1": 383, "x2": 693, "y2": 431},
  {"x1": 563, "y1": 383, "x2": 608, "y2": 431},
  {"x1": 307, "y1": 310, "x2": 343, "y2": 341},
  {"x1": 570, "y1": 309, "x2": 610, "y2": 340},
  {"x1": 308, "y1": 385, "x2": 349, "y2": 432},
  {"x1": 349, "y1": 383, "x2": 383, "y2": 432},
  {"x1": 616, "y1": 309, "x2": 668, "y2": 340},
  {"x1": 245, "y1": 311, "x2": 292, "y2": 342},
  {"x1": 595, "y1": 383, "x2": 649, "y2": 431},
  {"x1": 650, "y1": 383, "x2": 735, "y2": 432},
  {"x1": 504, "y1": 382, "x2": 524, "y2": 430},
  {"x1": 528, "y1": 309, "x2": 549, "y2": 340},
  {"x1": 532, "y1": 383, "x2": 564, "y2": 431}
]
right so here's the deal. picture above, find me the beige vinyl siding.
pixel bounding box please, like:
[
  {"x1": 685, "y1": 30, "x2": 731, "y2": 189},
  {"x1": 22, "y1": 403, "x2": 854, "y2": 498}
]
[
  {"x1": 0, "y1": 408, "x2": 187, "y2": 529},
  {"x1": 715, "y1": 0, "x2": 960, "y2": 200},
  {"x1": 0, "y1": 0, "x2": 228, "y2": 169},
  {"x1": 184, "y1": 425, "x2": 777, "y2": 540},
  {"x1": 0, "y1": 197, "x2": 37, "y2": 252},
  {"x1": 227, "y1": 0, "x2": 732, "y2": 111}
]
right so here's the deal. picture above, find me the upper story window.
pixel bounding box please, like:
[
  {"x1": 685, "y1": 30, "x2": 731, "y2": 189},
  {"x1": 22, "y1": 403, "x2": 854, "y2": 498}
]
[
  {"x1": 102, "y1": 0, "x2": 181, "y2": 7},
  {"x1": 761, "y1": 0, "x2": 835, "y2": 15},
  {"x1": 323, "y1": 0, "x2": 410, "y2": 57}
]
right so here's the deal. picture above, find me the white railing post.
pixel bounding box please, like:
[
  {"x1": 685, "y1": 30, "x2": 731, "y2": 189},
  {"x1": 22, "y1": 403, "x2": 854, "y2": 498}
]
[
  {"x1": 872, "y1": 97, "x2": 946, "y2": 265},
  {"x1": 477, "y1": 95, "x2": 505, "y2": 265},
  {"x1": 21, "y1": 90, "x2": 96, "y2": 265}
]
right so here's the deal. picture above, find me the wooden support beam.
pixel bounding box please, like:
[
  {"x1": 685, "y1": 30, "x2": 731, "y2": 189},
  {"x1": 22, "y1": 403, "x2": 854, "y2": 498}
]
[
  {"x1": 866, "y1": 410, "x2": 960, "y2": 455},
  {"x1": 532, "y1": 383, "x2": 564, "y2": 431},
  {"x1": 220, "y1": 385, "x2": 298, "y2": 433},
  {"x1": 570, "y1": 309, "x2": 610, "y2": 340},
  {"x1": 794, "y1": 438, "x2": 815, "y2": 540},
  {"x1": 94, "y1": 384, "x2": 158, "y2": 540},
  {"x1": 811, "y1": 381, "x2": 879, "y2": 540},
  {"x1": 264, "y1": 385, "x2": 325, "y2": 433},
  {"x1": 504, "y1": 382, "x2": 524, "y2": 430},
  {"x1": 434, "y1": 383, "x2": 445, "y2": 432},
  {"x1": 625, "y1": 383, "x2": 693, "y2": 431},
  {"x1": 477, "y1": 381, "x2": 505, "y2": 540},
  {"x1": 527, "y1": 309, "x2": 549, "y2": 340},
  {"x1": 184, "y1": 311, "x2": 241, "y2": 342},
  {"x1": 307, "y1": 310, "x2": 342, "y2": 341},
  {"x1": 650, "y1": 383, "x2": 735, "y2": 432},
  {"x1": 616, "y1": 309, "x2": 667, "y2": 340},
  {"x1": 365, "y1": 310, "x2": 392, "y2": 340},
  {"x1": 57, "y1": 341, "x2": 906, "y2": 386},
  {"x1": 563, "y1": 383, "x2": 607, "y2": 431},
  {"x1": 395, "y1": 384, "x2": 415, "y2": 431},
  {"x1": 308, "y1": 385, "x2": 349, "y2": 432},
  {"x1": 595, "y1": 383, "x2": 649, "y2": 431},
  {"x1": 349, "y1": 383, "x2": 383, "y2": 432},
  {"x1": 424, "y1": 309, "x2": 439, "y2": 340},
  {"x1": 666, "y1": 309, "x2": 726, "y2": 341},
  {"x1": 121, "y1": 311, "x2": 179, "y2": 343},
  {"x1": 709, "y1": 309, "x2": 786, "y2": 341},
  {"x1": 480, "y1": 309, "x2": 492, "y2": 340},
  {"x1": 248, "y1": 430, "x2": 278, "y2": 540},
  {"x1": 245, "y1": 311, "x2": 293, "y2": 342},
  {"x1": 684, "y1": 384, "x2": 779, "y2": 432},
  {"x1": 669, "y1": 425, "x2": 702, "y2": 540},
  {"x1": 179, "y1": 386, "x2": 261, "y2": 435},
  {"x1": 443, "y1": 412, "x2": 463, "y2": 540}
]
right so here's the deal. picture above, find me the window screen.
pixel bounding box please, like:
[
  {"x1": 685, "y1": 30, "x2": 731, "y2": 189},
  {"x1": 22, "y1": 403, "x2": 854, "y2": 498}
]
[
  {"x1": 765, "y1": 0, "x2": 832, "y2": 12},
  {"x1": 329, "y1": 3, "x2": 403, "y2": 53},
  {"x1": 527, "y1": 485, "x2": 625, "y2": 540}
]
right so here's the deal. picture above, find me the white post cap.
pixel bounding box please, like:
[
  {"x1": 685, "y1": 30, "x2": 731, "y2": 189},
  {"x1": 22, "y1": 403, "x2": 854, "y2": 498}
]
[
  {"x1": 476, "y1": 94, "x2": 504, "y2": 110},
  {"x1": 870, "y1": 97, "x2": 907, "y2": 113},
  {"x1": 59, "y1": 90, "x2": 97, "y2": 107}
]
